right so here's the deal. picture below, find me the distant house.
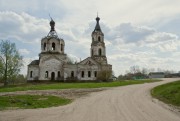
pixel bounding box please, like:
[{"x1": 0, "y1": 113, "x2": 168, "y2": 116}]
[
  {"x1": 149, "y1": 72, "x2": 165, "y2": 78},
  {"x1": 166, "y1": 73, "x2": 180, "y2": 78},
  {"x1": 111, "y1": 75, "x2": 117, "y2": 81}
]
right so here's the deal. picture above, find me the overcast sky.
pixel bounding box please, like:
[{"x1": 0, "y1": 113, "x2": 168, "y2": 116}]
[{"x1": 0, "y1": 0, "x2": 180, "y2": 76}]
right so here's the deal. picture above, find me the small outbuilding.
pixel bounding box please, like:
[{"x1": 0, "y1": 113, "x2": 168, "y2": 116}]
[{"x1": 149, "y1": 72, "x2": 165, "y2": 78}]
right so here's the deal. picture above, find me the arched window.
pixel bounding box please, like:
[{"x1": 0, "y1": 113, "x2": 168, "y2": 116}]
[
  {"x1": 91, "y1": 49, "x2": 93, "y2": 56},
  {"x1": 51, "y1": 72, "x2": 55, "y2": 80},
  {"x1": 94, "y1": 71, "x2": 97, "y2": 77},
  {"x1": 45, "y1": 71, "x2": 48, "y2": 78},
  {"x1": 98, "y1": 36, "x2": 101, "y2": 42},
  {"x1": 58, "y1": 71, "x2": 61, "y2": 77},
  {"x1": 52, "y1": 42, "x2": 55, "y2": 50},
  {"x1": 44, "y1": 43, "x2": 46, "y2": 50},
  {"x1": 88, "y1": 71, "x2": 91, "y2": 77},
  {"x1": 30, "y1": 71, "x2": 33, "y2": 78},
  {"x1": 98, "y1": 48, "x2": 102, "y2": 56},
  {"x1": 71, "y1": 71, "x2": 74, "y2": 77},
  {"x1": 61, "y1": 44, "x2": 63, "y2": 51},
  {"x1": 81, "y1": 71, "x2": 84, "y2": 78}
]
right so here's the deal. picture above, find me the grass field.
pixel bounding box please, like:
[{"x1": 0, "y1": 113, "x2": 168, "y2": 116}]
[
  {"x1": 0, "y1": 95, "x2": 71, "y2": 110},
  {"x1": 0, "y1": 79, "x2": 160, "y2": 92},
  {"x1": 151, "y1": 80, "x2": 180, "y2": 106}
]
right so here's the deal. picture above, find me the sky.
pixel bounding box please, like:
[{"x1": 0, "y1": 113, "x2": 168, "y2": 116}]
[{"x1": 0, "y1": 0, "x2": 180, "y2": 76}]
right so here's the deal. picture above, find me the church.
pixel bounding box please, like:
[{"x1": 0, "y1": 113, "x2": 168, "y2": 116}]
[{"x1": 27, "y1": 16, "x2": 112, "y2": 81}]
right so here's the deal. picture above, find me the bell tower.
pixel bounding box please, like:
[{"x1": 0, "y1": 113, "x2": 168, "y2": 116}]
[
  {"x1": 91, "y1": 16, "x2": 107, "y2": 64},
  {"x1": 40, "y1": 18, "x2": 65, "y2": 54}
]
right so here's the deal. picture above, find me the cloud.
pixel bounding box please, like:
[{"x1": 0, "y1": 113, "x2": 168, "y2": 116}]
[
  {"x1": 154, "y1": 15, "x2": 180, "y2": 37},
  {"x1": 102, "y1": 23, "x2": 180, "y2": 53},
  {"x1": 19, "y1": 49, "x2": 30, "y2": 55},
  {"x1": 0, "y1": 11, "x2": 48, "y2": 44},
  {"x1": 113, "y1": 23, "x2": 155, "y2": 43},
  {"x1": 1, "y1": 10, "x2": 180, "y2": 76},
  {"x1": 1, "y1": 0, "x2": 180, "y2": 26},
  {"x1": 67, "y1": 54, "x2": 80, "y2": 63},
  {"x1": 100, "y1": 23, "x2": 180, "y2": 75},
  {"x1": 144, "y1": 32, "x2": 178, "y2": 43}
]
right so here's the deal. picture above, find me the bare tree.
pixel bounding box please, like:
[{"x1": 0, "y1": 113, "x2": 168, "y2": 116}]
[
  {"x1": 118, "y1": 66, "x2": 150, "y2": 80},
  {"x1": 130, "y1": 65, "x2": 140, "y2": 74},
  {"x1": 0, "y1": 40, "x2": 23, "y2": 86}
]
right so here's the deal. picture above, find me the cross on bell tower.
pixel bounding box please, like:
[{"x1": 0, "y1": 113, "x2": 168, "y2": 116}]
[{"x1": 47, "y1": 17, "x2": 58, "y2": 37}]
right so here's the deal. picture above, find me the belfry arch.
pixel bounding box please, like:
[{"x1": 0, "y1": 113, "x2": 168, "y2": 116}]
[{"x1": 52, "y1": 42, "x2": 55, "y2": 50}]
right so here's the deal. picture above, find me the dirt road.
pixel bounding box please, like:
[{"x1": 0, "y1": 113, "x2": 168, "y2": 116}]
[{"x1": 0, "y1": 78, "x2": 180, "y2": 121}]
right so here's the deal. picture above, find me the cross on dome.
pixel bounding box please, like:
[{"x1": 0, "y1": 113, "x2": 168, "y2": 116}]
[{"x1": 47, "y1": 16, "x2": 58, "y2": 37}]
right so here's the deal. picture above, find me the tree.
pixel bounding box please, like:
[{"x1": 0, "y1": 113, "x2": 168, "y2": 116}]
[
  {"x1": 130, "y1": 65, "x2": 140, "y2": 74},
  {"x1": 118, "y1": 66, "x2": 150, "y2": 80},
  {"x1": 0, "y1": 40, "x2": 23, "y2": 86},
  {"x1": 97, "y1": 70, "x2": 112, "y2": 82},
  {"x1": 11, "y1": 74, "x2": 26, "y2": 84}
]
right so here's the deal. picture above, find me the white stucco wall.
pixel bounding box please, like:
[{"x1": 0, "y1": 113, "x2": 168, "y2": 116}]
[
  {"x1": 39, "y1": 57, "x2": 64, "y2": 80},
  {"x1": 27, "y1": 65, "x2": 39, "y2": 81},
  {"x1": 64, "y1": 63, "x2": 100, "y2": 81}
]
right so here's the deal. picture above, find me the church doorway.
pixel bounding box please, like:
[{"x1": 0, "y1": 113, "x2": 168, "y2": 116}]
[{"x1": 51, "y1": 72, "x2": 55, "y2": 80}]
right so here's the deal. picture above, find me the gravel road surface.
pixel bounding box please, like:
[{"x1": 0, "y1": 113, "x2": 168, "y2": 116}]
[{"x1": 0, "y1": 78, "x2": 180, "y2": 121}]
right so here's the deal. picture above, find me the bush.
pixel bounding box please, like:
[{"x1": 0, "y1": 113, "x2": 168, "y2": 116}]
[{"x1": 97, "y1": 70, "x2": 112, "y2": 82}]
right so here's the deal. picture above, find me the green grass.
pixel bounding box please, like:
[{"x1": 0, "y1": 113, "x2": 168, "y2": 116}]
[
  {"x1": 0, "y1": 95, "x2": 71, "y2": 110},
  {"x1": 0, "y1": 79, "x2": 160, "y2": 92},
  {"x1": 151, "y1": 81, "x2": 180, "y2": 106}
]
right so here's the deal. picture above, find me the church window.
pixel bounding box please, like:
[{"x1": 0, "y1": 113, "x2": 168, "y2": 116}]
[
  {"x1": 98, "y1": 48, "x2": 102, "y2": 56},
  {"x1": 61, "y1": 44, "x2": 63, "y2": 51},
  {"x1": 52, "y1": 42, "x2": 55, "y2": 50},
  {"x1": 45, "y1": 71, "x2": 48, "y2": 78},
  {"x1": 98, "y1": 36, "x2": 101, "y2": 42},
  {"x1": 94, "y1": 71, "x2": 97, "y2": 77},
  {"x1": 92, "y1": 37, "x2": 94, "y2": 41},
  {"x1": 30, "y1": 71, "x2": 33, "y2": 78},
  {"x1": 81, "y1": 71, "x2": 84, "y2": 78},
  {"x1": 71, "y1": 71, "x2": 74, "y2": 77},
  {"x1": 88, "y1": 71, "x2": 91, "y2": 77},
  {"x1": 44, "y1": 43, "x2": 46, "y2": 50},
  {"x1": 58, "y1": 71, "x2": 61, "y2": 77},
  {"x1": 91, "y1": 49, "x2": 93, "y2": 56}
]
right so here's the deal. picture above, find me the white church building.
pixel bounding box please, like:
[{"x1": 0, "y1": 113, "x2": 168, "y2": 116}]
[{"x1": 27, "y1": 16, "x2": 112, "y2": 81}]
